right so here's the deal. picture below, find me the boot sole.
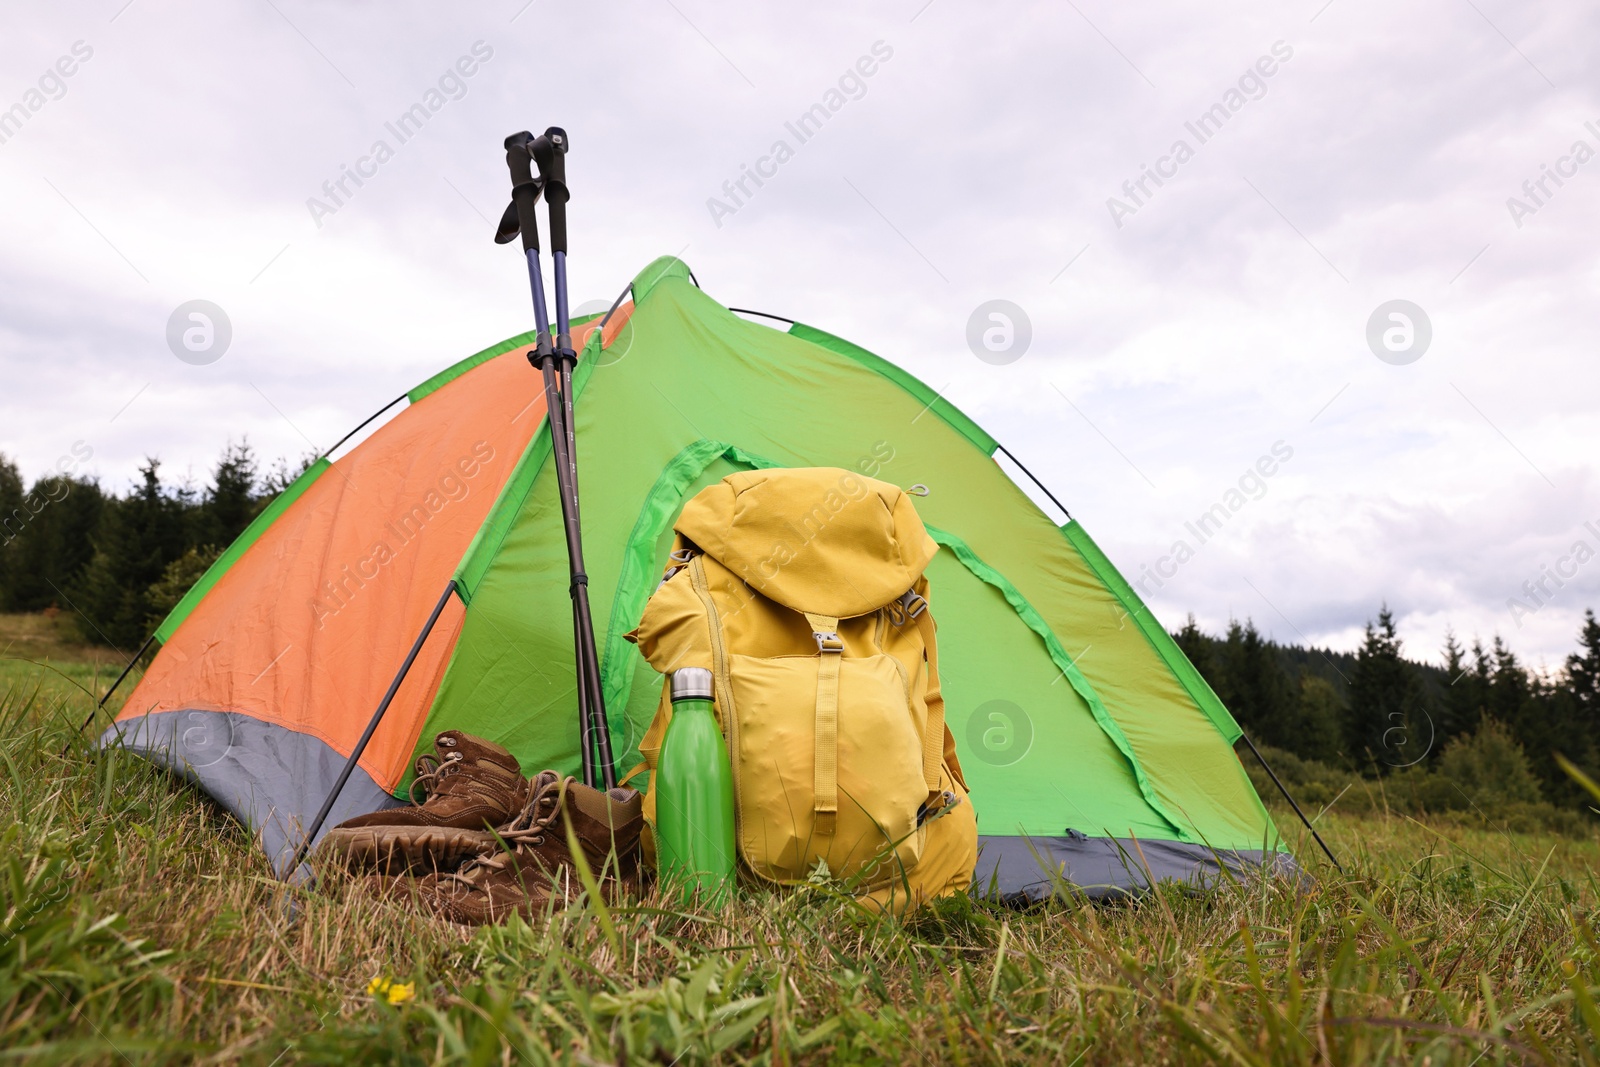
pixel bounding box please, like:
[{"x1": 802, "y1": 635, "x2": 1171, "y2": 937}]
[{"x1": 316, "y1": 825, "x2": 503, "y2": 875}]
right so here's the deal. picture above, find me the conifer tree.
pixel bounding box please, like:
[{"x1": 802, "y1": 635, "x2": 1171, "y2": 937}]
[
  {"x1": 4, "y1": 473, "x2": 106, "y2": 612},
  {"x1": 1220, "y1": 618, "x2": 1294, "y2": 749},
  {"x1": 0, "y1": 455, "x2": 21, "y2": 526},
  {"x1": 196, "y1": 441, "x2": 259, "y2": 549},
  {"x1": 1175, "y1": 614, "x2": 1215, "y2": 681},
  {"x1": 0, "y1": 454, "x2": 22, "y2": 604},
  {"x1": 1487, "y1": 637, "x2": 1531, "y2": 730},
  {"x1": 1345, "y1": 605, "x2": 1419, "y2": 771},
  {"x1": 261, "y1": 450, "x2": 318, "y2": 496},
  {"x1": 72, "y1": 460, "x2": 186, "y2": 647},
  {"x1": 1485, "y1": 634, "x2": 1580, "y2": 804},
  {"x1": 1440, "y1": 630, "x2": 1469, "y2": 746},
  {"x1": 1552, "y1": 609, "x2": 1600, "y2": 804},
  {"x1": 1291, "y1": 673, "x2": 1345, "y2": 764},
  {"x1": 1567, "y1": 609, "x2": 1600, "y2": 724}
]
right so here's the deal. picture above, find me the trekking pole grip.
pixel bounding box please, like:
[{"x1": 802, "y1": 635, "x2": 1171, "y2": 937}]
[
  {"x1": 532, "y1": 127, "x2": 569, "y2": 254},
  {"x1": 503, "y1": 131, "x2": 542, "y2": 252}
]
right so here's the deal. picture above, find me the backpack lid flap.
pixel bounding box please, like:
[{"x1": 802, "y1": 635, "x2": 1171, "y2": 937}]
[{"x1": 674, "y1": 467, "x2": 937, "y2": 618}]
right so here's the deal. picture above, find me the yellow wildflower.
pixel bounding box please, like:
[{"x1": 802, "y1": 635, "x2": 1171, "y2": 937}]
[{"x1": 366, "y1": 976, "x2": 416, "y2": 1005}]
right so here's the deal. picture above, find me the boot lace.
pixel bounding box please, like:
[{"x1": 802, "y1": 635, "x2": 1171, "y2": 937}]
[
  {"x1": 441, "y1": 775, "x2": 572, "y2": 887},
  {"x1": 406, "y1": 751, "x2": 466, "y2": 805}
]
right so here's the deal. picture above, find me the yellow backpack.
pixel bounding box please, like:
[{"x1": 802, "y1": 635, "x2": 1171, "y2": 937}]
[{"x1": 627, "y1": 467, "x2": 977, "y2": 911}]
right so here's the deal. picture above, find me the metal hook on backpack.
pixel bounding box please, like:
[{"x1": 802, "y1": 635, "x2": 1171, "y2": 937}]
[{"x1": 906, "y1": 483, "x2": 929, "y2": 497}]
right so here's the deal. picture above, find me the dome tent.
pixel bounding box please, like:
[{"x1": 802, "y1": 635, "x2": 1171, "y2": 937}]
[{"x1": 104, "y1": 255, "x2": 1300, "y2": 898}]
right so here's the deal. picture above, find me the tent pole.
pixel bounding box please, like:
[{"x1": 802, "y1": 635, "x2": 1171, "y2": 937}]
[
  {"x1": 727, "y1": 307, "x2": 796, "y2": 326},
  {"x1": 598, "y1": 283, "x2": 633, "y2": 329},
  {"x1": 1239, "y1": 731, "x2": 1343, "y2": 874},
  {"x1": 994, "y1": 444, "x2": 1073, "y2": 523},
  {"x1": 66, "y1": 629, "x2": 158, "y2": 751},
  {"x1": 283, "y1": 578, "x2": 458, "y2": 878},
  {"x1": 322, "y1": 392, "x2": 408, "y2": 459}
]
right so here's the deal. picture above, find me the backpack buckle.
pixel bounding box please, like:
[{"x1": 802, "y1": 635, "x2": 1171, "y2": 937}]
[
  {"x1": 813, "y1": 631, "x2": 844, "y2": 653},
  {"x1": 916, "y1": 790, "x2": 959, "y2": 825},
  {"x1": 656, "y1": 548, "x2": 700, "y2": 591},
  {"x1": 895, "y1": 590, "x2": 927, "y2": 623}
]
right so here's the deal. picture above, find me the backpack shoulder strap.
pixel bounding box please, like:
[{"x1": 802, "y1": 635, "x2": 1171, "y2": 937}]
[{"x1": 906, "y1": 591, "x2": 969, "y2": 797}]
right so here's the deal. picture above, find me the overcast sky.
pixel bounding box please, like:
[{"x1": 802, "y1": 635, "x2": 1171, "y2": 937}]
[{"x1": 4, "y1": 1, "x2": 1597, "y2": 669}]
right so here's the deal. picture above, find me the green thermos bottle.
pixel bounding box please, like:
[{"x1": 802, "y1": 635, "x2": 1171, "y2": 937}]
[{"x1": 656, "y1": 667, "x2": 736, "y2": 903}]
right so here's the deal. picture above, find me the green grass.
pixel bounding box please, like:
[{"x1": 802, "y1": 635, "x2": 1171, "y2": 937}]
[
  {"x1": 0, "y1": 610, "x2": 135, "y2": 711},
  {"x1": 2, "y1": 612, "x2": 1600, "y2": 1064}
]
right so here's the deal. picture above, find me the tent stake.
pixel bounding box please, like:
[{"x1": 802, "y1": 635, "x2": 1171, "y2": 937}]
[
  {"x1": 1239, "y1": 731, "x2": 1343, "y2": 874},
  {"x1": 283, "y1": 579, "x2": 459, "y2": 878}
]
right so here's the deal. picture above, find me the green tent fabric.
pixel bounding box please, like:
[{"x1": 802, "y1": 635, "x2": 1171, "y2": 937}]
[{"x1": 423, "y1": 255, "x2": 1293, "y2": 897}]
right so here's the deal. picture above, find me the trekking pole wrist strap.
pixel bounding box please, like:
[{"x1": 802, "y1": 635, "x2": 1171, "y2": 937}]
[{"x1": 502, "y1": 132, "x2": 542, "y2": 253}]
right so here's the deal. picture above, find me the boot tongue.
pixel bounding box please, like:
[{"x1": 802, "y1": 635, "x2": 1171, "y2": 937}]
[
  {"x1": 569, "y1": 780, "x2": 642, "y2": 828},
  {"x1": 527, "y1": 769, "x2": 562, "y2": 792},
  {"x1": 567, "y1": 782, "x2": 613, "y2": 823},
  {"x1": 503, "y1": 771, "x2": 564, "y2": 831}
]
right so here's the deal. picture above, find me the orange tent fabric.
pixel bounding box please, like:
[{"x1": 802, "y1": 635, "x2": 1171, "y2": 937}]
[{"x1": 114, "y1": 314, "x2": 627, "y2": 794}]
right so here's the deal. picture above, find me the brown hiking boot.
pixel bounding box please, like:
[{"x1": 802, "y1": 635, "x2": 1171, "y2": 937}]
[
  {"x1": 317, "y1": 731, "x2": 530, "y2": 874},
  {"x1": 421, "y1": 771, "x2": 643, "y2": 925}
]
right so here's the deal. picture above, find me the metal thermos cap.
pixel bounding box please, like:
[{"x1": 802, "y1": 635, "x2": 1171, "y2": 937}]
[{"x1": 670, "y1": 667, "x2": 714, "y2": 702}]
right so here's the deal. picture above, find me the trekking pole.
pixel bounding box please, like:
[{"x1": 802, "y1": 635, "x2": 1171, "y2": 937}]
[
  {"x1": 532, "y1": 130, "x2": 580, "y2": 523},
  {"x1": 498, "y1": 129, "x2": 615, "y2": 789},
  {"x1": 498, "y1": 130, "x2": 595, "y2": 788},
  {"x1": 532, "y1": 127, "x2": 618, "y2": 791}
]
